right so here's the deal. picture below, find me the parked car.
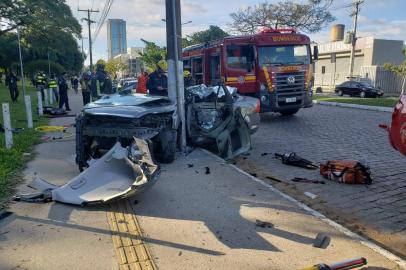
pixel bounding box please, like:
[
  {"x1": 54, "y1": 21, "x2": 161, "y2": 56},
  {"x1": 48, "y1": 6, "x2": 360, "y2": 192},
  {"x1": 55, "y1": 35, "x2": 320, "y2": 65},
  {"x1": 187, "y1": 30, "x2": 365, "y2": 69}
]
[{"x1": 335, "y1": 81, "x2": 383, "y2": 98}]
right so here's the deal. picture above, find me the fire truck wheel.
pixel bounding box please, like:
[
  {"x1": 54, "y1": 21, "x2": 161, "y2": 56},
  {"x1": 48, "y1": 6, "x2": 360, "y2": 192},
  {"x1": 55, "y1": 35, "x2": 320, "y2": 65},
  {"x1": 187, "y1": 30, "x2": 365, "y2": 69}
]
[{"x1": 280, "y1": 109, "x2": 299, "y2": 116}]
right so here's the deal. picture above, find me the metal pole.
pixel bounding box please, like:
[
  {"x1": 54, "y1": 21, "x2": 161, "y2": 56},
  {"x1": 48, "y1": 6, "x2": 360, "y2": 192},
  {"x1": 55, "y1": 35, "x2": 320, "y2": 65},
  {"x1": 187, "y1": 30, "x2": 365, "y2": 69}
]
[
  {"x1": 88, "y1": 10, "x2": 94, "y2": 71},
  {"x1": 16, "y1": 27, "x2": 26, "y2": 97},
  {"x1": 348, "y1": 1, "x2": 362, "y2": 80},
  {"x1": 47, "y1": 50, "x2": 51, "y2": 77},
  {"x1": 2, "y1": 103, "x2": 13, "y2": 149}
]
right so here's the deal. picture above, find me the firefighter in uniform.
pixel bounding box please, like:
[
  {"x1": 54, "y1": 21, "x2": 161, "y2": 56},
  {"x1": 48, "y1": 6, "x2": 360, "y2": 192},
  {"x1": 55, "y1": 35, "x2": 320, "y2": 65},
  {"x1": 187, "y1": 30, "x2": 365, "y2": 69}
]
[
  {"x1": 47, "y1": 74, "x2": 59, "y2": 102},
  {"x1": 35, "y1": 71, "x2": 46, "y2": 101}
]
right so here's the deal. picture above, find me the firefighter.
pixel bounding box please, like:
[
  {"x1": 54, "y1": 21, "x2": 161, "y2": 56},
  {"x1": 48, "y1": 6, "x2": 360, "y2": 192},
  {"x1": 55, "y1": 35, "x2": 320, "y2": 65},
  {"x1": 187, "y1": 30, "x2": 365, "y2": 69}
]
[
  {"x1": 5, "y1": 70, "x2": 19, "y2": 102},
  {"x1": 35, "y1": 71, "x2": 47, "y2": 101},
  {"x1": 147, "y1": 66, "x2": 168, "y2": 96},
  {"x1": 136, "y1": 71, "x2": 148, "y2": 94},
  {"x1": 48, "y1": 74, "x2": 59, "y2": 102},
  {"x1": 58, "y1": 72, "x2": 71, "y2": 111},
  {"x1": 184, "y1": 70, "x2": 195, "y2": 88}
]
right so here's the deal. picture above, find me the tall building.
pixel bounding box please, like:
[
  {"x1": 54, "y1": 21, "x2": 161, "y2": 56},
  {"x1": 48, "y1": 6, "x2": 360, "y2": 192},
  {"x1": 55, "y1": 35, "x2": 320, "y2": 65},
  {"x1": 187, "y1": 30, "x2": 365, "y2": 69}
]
[{"x1": 107, "y1": 19, "x2": 127, "y2": 60}]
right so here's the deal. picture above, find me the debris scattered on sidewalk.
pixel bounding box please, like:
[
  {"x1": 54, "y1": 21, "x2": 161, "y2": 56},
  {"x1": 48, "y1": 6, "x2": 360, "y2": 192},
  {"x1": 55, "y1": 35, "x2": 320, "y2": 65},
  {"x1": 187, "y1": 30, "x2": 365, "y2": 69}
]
[
  {"x1": 275, "y1": 152, "x2": 318, "y2": 169},
  {"x1": 0, "y1": 211, "x2": 13, "y2": 221},
  {"x1": 301, "y1": 257, "x2": 367, "y2": 270},
  {"x1": 292, "y1": 177, "x2": 325, "y2": 184},
  {"x1": 178, "y1": 251, "x2": 182, "y2": 256},
  {"x1": 14, "y1": 138, "x2": 160, "y2": 205},
  {"x1": 313, "y1": 233, "x2": 330, "y2": 248},
  {"x1": 266, "y1": 176, "x2": 282, "y2": 183},
  {"x1": 187, "y1": 164, "x2": 194, "y2": 168},
  {"x1": 205, "y1": 167, "x2": 211, "y2": 174},
  {"x1": 260, "y1": 152, "x2": 269, "y2": 156},
  {"x1": 320, "y1": 160, "x2": 372, "y2": 184},
  {"x1": 249, "y1": 172, "x2": 257, "y2": 177},
  {"x1": 251, "y1": 193, "x2": 256, "y2": 197},
  {"x1": 304, "y1": 192, "x2": 317, "y2": 199},
  {"x1": 255, "y1": 219, "x2": 274, "y2": 228},
  {"x1": 195, "y1": 170, "x2": 199, "y2": 174}
]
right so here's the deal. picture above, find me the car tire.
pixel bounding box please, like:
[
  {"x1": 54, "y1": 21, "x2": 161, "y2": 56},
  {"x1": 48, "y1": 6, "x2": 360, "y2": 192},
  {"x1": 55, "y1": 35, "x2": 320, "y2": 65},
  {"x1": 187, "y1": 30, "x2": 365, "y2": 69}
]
[
  {"x1": 360, "y1": 91, "x2": 366, "y2": 98},
  {"x1": 337, "y1": 90, "x2": 344, "y2": 96},
  {"x1": 157, "y1": 129, "x2": 177, "y2": 163},
  {"x1": 280, "y1": 109, "x2": 299, "y2": 116}
]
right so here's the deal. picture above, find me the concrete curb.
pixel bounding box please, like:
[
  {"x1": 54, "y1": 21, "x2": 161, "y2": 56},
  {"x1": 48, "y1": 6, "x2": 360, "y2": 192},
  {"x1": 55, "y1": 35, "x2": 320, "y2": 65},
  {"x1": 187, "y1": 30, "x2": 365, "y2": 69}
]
[
  {"x1": 313, "y1": 100, "x2": 394, "y2": 113},
  {"x1": 200, "y1": 149, "x2": 406, "y2": 269}
]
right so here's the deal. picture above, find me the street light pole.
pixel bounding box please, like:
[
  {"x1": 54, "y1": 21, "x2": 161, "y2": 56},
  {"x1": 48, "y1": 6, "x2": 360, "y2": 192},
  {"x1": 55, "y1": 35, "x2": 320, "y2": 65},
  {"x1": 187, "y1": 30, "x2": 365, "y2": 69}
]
[{"x1": 16, "y1": 27, "x2": 26, "y2": 98}]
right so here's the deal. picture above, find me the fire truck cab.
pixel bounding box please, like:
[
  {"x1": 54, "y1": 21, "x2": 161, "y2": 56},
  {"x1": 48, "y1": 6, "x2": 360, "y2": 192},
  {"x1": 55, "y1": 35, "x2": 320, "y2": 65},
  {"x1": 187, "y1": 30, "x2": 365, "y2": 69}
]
[{"x1": 182, "y1": 28, "x2": 318, "y2": 114}]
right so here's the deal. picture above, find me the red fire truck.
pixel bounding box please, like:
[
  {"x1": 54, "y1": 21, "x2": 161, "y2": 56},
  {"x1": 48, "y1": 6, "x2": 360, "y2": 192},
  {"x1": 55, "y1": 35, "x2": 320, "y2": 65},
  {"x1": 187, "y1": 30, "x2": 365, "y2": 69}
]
[{"x1": 182, "y1": 28, "x2": 318, "y2": 115}]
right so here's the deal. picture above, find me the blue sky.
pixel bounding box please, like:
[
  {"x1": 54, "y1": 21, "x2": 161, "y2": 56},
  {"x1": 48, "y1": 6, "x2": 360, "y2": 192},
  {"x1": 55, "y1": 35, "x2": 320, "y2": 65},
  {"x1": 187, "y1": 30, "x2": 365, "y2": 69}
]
[{"x1": 67, "y1": 0, "x2": 406, "y2": 64}]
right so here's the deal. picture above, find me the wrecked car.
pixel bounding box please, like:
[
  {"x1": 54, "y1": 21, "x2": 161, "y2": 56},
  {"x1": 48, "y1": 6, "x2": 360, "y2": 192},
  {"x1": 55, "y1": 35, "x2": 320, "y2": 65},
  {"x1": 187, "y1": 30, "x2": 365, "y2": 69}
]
[
  {"x1": 76, "y1": 94, "x2": 179, "y2": 171},
  {"x1": 75, "y1": 84, "x2": 259, "y2": 171},
  {"x1": 16, "y1": 138, "x2": 160, "y2": 205}
]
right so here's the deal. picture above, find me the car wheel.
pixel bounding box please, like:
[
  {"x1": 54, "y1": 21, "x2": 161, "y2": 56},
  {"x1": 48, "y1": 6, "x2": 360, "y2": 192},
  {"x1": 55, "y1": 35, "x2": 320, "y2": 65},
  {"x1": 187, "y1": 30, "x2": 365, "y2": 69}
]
[
  {"x1": 337, "y1": 90, "x2": 343, "y2": 96},
  {"x1": 157, "y1": 129, "x2": 177, "y2": 163},
  {"x1": 280, "y1": 109, "x2": 299, "y2": 116},
  {"x1": 360, "y1": 91, "x2": 366, "y2": 98}
]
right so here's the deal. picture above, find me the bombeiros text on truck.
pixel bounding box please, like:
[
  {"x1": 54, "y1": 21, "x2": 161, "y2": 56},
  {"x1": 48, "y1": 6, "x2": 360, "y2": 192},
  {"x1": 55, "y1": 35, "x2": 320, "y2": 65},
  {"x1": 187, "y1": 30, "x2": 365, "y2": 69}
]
[{"x1": 182, "y1": 28, "x2": 319, "y2": 115}]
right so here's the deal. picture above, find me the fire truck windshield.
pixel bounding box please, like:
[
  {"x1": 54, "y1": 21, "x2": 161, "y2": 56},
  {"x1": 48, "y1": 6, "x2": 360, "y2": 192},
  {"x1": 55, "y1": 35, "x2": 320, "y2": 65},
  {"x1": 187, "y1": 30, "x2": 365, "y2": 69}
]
[{"x1": 258, "y1": 45, "x2": 310, "y2": 67}]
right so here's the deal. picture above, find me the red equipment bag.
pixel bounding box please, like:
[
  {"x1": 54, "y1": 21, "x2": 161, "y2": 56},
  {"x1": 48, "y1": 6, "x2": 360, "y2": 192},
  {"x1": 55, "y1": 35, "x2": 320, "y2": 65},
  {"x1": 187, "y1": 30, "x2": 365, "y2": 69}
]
[{"x1": 320, "y1": 160, "x2": 372, "y2": 184}]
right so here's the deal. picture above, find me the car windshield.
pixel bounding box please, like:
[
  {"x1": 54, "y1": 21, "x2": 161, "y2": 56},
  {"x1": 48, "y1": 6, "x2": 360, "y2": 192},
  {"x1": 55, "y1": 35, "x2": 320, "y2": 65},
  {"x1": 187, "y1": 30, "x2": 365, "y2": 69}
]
[{"x1": 258, "y1": 45, "x2": 310, "y2": 67}]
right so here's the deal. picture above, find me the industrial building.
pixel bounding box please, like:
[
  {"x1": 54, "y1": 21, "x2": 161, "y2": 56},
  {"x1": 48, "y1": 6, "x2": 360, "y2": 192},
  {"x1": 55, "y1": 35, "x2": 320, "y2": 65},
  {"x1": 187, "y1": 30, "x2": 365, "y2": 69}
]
[
  {"x1": 107, "y1": 19, "x2": 127, "y2": 60},
  {"x1": 314, "y1": 24, "x2": 405, "y2": 94}
]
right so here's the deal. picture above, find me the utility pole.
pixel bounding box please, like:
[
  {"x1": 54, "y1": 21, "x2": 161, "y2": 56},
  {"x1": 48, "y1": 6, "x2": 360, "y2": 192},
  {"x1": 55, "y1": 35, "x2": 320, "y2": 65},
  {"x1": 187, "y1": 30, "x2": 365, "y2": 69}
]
[
  {"x1": 165, "y1": 0, "x2": 187, "y2": 153},
  {"x1": 348, "y1": 0, "x2": 363, "y2": 80},
  {"x1": 78, "y1": 8, "x2": 99, "y2": 71}
]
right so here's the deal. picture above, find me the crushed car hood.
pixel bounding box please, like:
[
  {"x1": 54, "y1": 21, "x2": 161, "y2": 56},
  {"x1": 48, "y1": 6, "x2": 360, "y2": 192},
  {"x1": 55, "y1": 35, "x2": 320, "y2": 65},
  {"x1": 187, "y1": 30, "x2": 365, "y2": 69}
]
[
  {"x1": 16, "y1": 138, "x2": 160, "y2": 206},
  {"x1": 84, "y1": 94, "x2": 176, "y2": 118}
]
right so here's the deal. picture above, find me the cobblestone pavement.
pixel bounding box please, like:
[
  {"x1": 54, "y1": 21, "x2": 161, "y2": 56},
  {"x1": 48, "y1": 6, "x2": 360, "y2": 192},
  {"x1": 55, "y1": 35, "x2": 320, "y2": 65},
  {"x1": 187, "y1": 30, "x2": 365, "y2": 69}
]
[{"x1": 234, "y1": 104, "x2": 406, "y2": 259}]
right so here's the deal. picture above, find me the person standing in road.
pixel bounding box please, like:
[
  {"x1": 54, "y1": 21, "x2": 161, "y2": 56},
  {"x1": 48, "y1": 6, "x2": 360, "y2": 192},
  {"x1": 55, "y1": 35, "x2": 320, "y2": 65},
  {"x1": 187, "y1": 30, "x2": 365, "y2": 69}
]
[
  {"x1": 58, "y1": 72, "x2": 71, "y2": 111},
  {"x1": 5, "y1": 71, "x2": 19, "y2": 102},
  {"x1": 147, "y1": 67, "x2": 168, "y2": 96},
  {"x1": 35, "y1": 71, "x2": 46, "y2": 101},
  {"x1": 48, "y1": 74, "x2": 59, "y2": 102},
  {"x1": 80, "y1": 72, "x2": 91, "y2": 106},
  {"x1": 136, "y1": 71, "x2": 148, "y2": 94}
]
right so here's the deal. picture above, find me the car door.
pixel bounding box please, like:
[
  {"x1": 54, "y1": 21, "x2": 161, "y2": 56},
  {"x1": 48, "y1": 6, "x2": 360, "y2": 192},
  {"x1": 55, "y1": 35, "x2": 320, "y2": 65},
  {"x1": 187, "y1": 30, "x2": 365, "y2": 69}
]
[{"x1": 340, "y1": 82, "x2": 350, "y2": 95}]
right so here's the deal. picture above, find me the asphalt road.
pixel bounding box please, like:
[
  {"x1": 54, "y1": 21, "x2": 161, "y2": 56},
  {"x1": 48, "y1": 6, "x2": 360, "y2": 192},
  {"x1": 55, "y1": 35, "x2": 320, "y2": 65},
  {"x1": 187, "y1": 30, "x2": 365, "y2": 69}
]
[{"x1": 234, "y1": 104, "x2": 406, "y2": 259}]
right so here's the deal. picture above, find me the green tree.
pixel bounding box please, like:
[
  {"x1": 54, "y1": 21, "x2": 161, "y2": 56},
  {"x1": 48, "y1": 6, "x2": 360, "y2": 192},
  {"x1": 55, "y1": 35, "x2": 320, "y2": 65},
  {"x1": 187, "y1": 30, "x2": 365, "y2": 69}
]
[
  {"x1": 183, "y1": 25, "x2": 229, "y2": 47},
  {"x1": 96, "y1": 59, "x2": 107, "y2": 66},
  {"x1": 105, "y1": 59, "x2": 128, "y2": 77},
  {"x1": 229, "y1": 0, "x2": 335, "y2": 34},
  {"x1": 139, "y1": 39, "x2": 167, "y2": 70},
  {"x1": 384, "y1": 60, "x2": 406, "y2": 93},
  {"x1": 0, "y1": 0, "x2": 81, "y2": 37}
]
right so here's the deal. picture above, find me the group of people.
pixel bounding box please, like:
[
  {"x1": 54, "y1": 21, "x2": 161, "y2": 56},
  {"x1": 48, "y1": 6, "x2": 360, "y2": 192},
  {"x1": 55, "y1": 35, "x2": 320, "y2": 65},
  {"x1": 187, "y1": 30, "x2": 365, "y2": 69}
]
[
  {"x1": 34, "y1": 71, "x2": 71, "y2": 111},
  {"x1": 136, "y1": 67, "x2": 168, "y2": 96}
]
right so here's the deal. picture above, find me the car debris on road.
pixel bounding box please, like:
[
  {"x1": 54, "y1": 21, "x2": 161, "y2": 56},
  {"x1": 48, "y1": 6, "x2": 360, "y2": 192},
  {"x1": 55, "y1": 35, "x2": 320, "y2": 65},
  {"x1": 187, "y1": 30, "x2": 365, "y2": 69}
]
[
  {"x1": 15, "y1": 138, "x2": 159, "y2": 205},
  {"x1": 275, "y1": 152, "x2": 318, "y2": 169}
]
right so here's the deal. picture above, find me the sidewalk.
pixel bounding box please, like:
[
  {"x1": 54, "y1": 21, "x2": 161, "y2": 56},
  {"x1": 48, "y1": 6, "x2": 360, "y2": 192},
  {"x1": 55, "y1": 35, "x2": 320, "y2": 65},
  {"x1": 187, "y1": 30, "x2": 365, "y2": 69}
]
[
  {"x1": 0, "y1": 91, "x2": 404, "y2": 270},
  {"x1": 0, "y1": 92, "x2": 118, "y2": 270}
]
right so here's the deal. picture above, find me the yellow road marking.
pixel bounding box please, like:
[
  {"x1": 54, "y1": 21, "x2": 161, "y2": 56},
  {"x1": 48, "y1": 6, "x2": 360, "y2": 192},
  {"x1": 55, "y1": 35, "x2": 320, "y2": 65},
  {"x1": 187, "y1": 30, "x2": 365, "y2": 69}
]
[{"x1": 107, "y1": 200, "x2": 156, "y2": 270}]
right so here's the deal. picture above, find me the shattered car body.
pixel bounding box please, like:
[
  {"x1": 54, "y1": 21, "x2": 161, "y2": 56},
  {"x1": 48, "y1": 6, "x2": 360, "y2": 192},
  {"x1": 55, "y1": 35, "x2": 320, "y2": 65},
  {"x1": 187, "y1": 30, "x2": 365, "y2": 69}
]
[
  {"x1": 185, "y1": 84, "x2": 255, "y2": 159},
  {"x1": 17, "y1": 138, "x2": 159, "y2": 205},
  {"x1": 76, "y1": 94, "x2": 179, "y2": 171}
]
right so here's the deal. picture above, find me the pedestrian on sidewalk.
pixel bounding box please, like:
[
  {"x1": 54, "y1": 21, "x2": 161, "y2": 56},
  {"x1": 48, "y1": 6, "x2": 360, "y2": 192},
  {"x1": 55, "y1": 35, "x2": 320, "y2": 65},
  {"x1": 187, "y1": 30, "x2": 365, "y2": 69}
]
[
  {"x1": 48, "y1": 74, "x2": 59, "y2": 102},
  {"x1": 80, "y1": 72, "x2": 91, "y2": 106},
  {"x1": 136, "y1": 71, "x2": 148, "y2": 94},
  {"x1": 35, "y1": 71, "x2": 46, "y2": 101},
  {"x1": 72, "y1": 76, "x2": 79, "y2": 94},
  {"x1": 5, "y1": 70, "x2": 19, "y2": 102},
  {"x1": 58, "y1": 72, "x2": 71, "y2": 111}
]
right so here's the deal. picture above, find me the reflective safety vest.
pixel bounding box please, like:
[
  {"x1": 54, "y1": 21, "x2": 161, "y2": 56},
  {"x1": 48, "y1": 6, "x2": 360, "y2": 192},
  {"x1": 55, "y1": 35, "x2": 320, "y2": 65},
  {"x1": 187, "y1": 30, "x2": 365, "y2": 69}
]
[
  {"x1": 36, "y1": 75, "x2": 45, "y2": 85},
  {"x1": 48, "y1": 79, "x2": 57, "y2": 88}
]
